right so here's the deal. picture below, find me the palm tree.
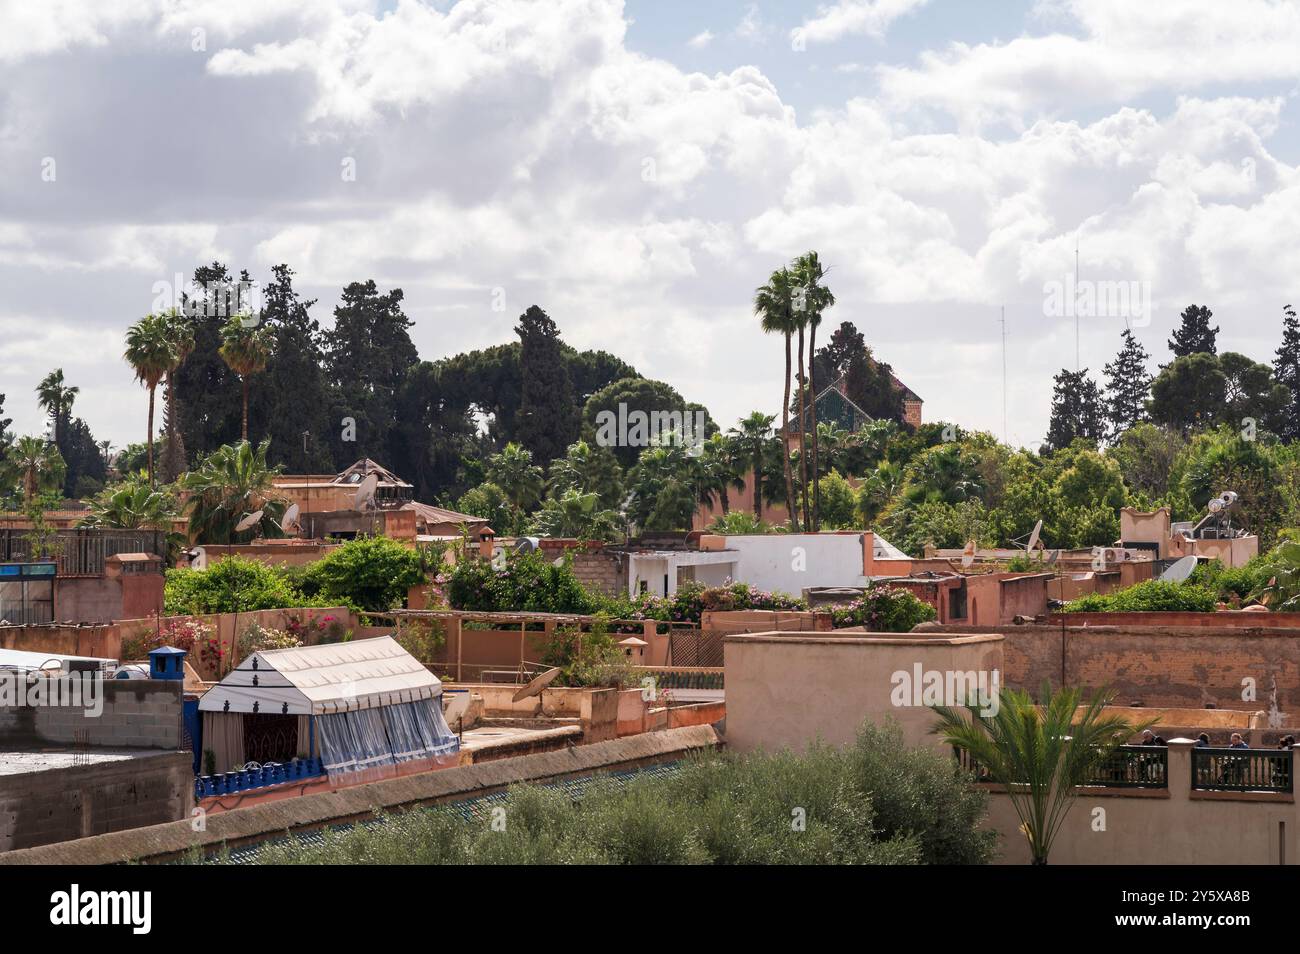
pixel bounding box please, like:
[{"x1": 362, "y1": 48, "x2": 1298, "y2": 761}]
[
  {"x1": 124, "y1": 313, "x2": 175, "y2": 487},
  {"x1": 80, "y1": 479, "x2": 176, "y2": 530},
  {"x1": 794, "y1": 299, "x2": 811, "y2": 530},
  {"x1": 487, "y1": 441, "x2": 545, "y2": 511},
  {"x1": 932, "y1": 683, "x2": 1151, "y2": 865},
  {"x1": 219, "y1": 311, "x2": 274, "y2": 442},
  {"x1": 5, "y1": 436, "x2": 65, "y2": 504},
  {"x1": 792, "y1": 251, "x2": 835, "y2": 529},
  {"x1": 754, "y1": 267, "x2": 800, "y2": 530},
  {"x1": 728, "y1": 411, "x2": 776, "y2": 521},
  {"x1": 160, "y1": 308, "x2": 195, "y2": 482},
  {"x1": 699, "y1": 432, "x2": 746, "y2": 514},
  {"x1": 35, "y1": 369, "x2": 79, "y2": 446},
  {"x1": 180, "y1": 440, "x2": 286, "y2": 544}
]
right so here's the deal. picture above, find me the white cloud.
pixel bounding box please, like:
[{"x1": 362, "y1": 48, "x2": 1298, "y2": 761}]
[
  {"x1": 793, "y1": 0, "x2": 929, "y2": 48},
  {"x1": 687, "y1": 29, "x2": 714, "y2": 50}
]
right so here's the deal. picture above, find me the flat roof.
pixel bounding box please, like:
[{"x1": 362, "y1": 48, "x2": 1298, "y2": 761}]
[{"x1": 0, "y1": 748, "x2": 177, "y2": 777}]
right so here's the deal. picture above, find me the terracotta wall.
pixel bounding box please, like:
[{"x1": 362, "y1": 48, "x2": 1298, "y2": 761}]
[{"x1": 0, "y1": 623, "x2": 122, "y2": 660}]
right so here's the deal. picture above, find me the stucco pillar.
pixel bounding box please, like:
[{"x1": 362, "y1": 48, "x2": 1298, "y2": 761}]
[{"x1": 1165, "y1": 738, "x2": 1193, "y2": 804}]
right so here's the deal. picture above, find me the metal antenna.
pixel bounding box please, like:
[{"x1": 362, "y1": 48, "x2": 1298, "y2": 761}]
[
  {"x1": 1000, "y1": 306, "x2": 1008, "y2": 446},
  {"x1": 1074, "y1": 236, "x2": 1081, "y2": 371}
]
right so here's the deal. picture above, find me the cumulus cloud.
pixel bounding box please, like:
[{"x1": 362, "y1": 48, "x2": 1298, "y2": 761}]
[{"x1": 792, "y1": 0, "x2": 929, "y2": 48}]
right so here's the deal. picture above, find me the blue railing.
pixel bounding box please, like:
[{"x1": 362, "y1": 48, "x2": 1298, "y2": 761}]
[{"x1": 195, "y1": 757, "x2": 324, "y2": 800}]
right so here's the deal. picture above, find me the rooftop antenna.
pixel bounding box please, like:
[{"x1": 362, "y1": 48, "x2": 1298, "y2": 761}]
[
  {"x1": 1074, "y1": 235, "x2": 1081, "y2": 372},
  {"x1": 1000, "y1": 306, "x2": 1008, "y2": 446}
]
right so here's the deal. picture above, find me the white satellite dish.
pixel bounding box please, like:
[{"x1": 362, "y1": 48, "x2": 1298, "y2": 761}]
[
  {"x1": 190, "y1": 546, "x2": 207, "y2": 570},
  {"x1": 961, "y1": 539, "x2": 976, "y2": 569},
  {"x1": 1027, "y1": 519, "x2": 1043, "y2": 553},
  {"x1": 352, "y1": 473, "x2": 379, "y2": 511},
  {"x1": 280, "y1": 502, "x2": 301, "y2": 533},
  {"x1": 1160, "y1": 555, "x2": 1198, "y2": 583},
  {"x1": 235, "y1": 509, "x2": 264, "y2": 533}
]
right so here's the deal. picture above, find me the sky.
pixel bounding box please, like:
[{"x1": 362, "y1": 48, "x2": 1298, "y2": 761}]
[{"x1": 3, "y1": 0, "x2": 1300, "y2": 454}]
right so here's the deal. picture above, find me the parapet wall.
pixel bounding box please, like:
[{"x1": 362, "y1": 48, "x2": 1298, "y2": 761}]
[{"x1": 0, "y1": 678, "x2": 182, "y2": 749}]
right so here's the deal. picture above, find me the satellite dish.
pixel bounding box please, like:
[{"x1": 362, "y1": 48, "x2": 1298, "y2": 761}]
[
  {"x1": 1027, "y1": 519, "x2": 1043, "y2": 553},
  {"x1": 1160, "y1": 555, "x2": 1198, "y2": 583},
  {"x1": 514, "y1": 536, "x2": 540, "y2": 553},
  {"x1": 190, "y1": 546, "x2": 207, "y2": 570},
  {"x1": 352, "y1": 473, "x2": 379, "y2": 511},
  {"x1": 511, "y1": 667, "x2": 562, "y2": 703},
  {"x1": 1046, "y1": 549, "x2": 1061, "y2": 566},
  {"x1": 280, "y1": 502, "x2": 301, "y2": 533},
  {"x1": 961, "y1": 539, "x2": 976, "y2": 569},
  {"x1": 234, "y1": 510, "x2": 264, "y2": 533}
]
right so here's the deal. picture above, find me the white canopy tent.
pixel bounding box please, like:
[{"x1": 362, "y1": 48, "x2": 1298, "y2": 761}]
[{"x1": 199, "y1": 636, "x2": 441, "y2": 716}]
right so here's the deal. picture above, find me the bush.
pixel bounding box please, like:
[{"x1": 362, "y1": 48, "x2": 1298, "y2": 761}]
[
  {"x1": 237, "y1": 623, "x2": 302, "y2": 658},
  {"x1": 539, "y1": 616, "x2": 639, "y2": 688},
  {"x1": 1061, "y1": 579, "x2": 1218, "y2": 613},
  {"x1": 230, "y1": 719, "x2": 993, "y2": 866},
  {"x1": 305, "y1": 536, "x2": 425, "y2": 612},
  {"x1": 830, "y1": 586, "x2": 937, "y2": 632},
  {"x1": 164, "y1": 557, "x2": 319, "y2": 615},
  {"x1": 445, "y1": 549, "x2": 598, "y2": 614}
]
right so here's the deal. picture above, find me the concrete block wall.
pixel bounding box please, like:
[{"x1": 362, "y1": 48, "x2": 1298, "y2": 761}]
[
  {"x1": 0, "y1": 679, "x2": 182, "y2": 749},
  {"x1": 0, "y1": 751, "x2": 193, "y2": 852},
  {"x1": 571, "y1": 550, "x2": 624, "y2": 596}
]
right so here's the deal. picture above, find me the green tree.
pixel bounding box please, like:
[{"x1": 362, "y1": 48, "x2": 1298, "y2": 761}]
[
  {"x1": 1045, "y1": 368, "x2": 1104, "y2": 450},
  {"x1": 698, "y1": 432, "x2": 746, "y2": 514},
  {"x1": 3, "y1": 436, "x2": 66, "y2": 504},
  {"x1": 1101, "y1": 329, "x2": 1151, "y2": 440},
  {"x1": 1106, "y1": 422, "x2": 1186, "y2": 503},
  {"x1": 626, "y1": 441, "x2": 699, "y2": 532},
  {"x1": 1148, "y1": 352, "x2": 1227, "y2": 433},
  {"x1": 515, "y1": 305, "x2": 578, "y2": 465},
  {"x1": 1219, "y1": 351, "x2": 1287, "y2": 433},
  {"x1": 35, "y1": 369, "x2": 78, "y2": 447},
  {"x1": 755, "y1": 266, "x2": 800, "y2": 530},
  {"x1": 323, "y1": 280, "x2": 419, "y2": 465},
  {"x1": 456, "y1": 481, "x2": 523, "y2": 536},
  {"x1": 218, "y1": 311, "x2": 274, "y2": 443},
  {"x1": 582, "y1": 376, "x2": 711, "y2": 469},
  {"x1": 180, "y1": 440, "x2": 286, "y2": 544},
  {"x1": 817, "y1": 469, "x2": 858, "y2": 528},
  {"x1": 792, "y1": 251, "x2": 835, "y2": 529},
  {"x1": 546, "y1": 439, "x2": 624, "y2": 509},
  {"x1": 932, "y1": 684, "x2": 1151, "y2": 865},
  {"x1": 529, "y1": 489, "x2": 621, "y2": 541},
  {"x1": 1273, "y1": 304, "x2": 1300, "y2": 442},
  {"x1": 80, "y1": 478, "x2": 176, "y2": 530},
  {"x1": 1168, "y1": 303, "x2": 1218, "y2": 358},
  {"x1": 486, "y1": 441, "x2": 544, "y2": 511},
  {"x1": 728, "y1": 411, "x2": 776, "y2": 521},
  {"x1": 305, "y1": 536, "x2": 425, "y2": 612},
  {"x1": 123, "y1": 312, "x2": 175, "y2": 487}
]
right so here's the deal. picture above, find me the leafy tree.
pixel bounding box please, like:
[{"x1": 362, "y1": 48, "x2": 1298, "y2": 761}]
[
  {"x1": 626, "y1": 441, "x2": 699, "y2": 532},
  {"x1": 58, "y1": 416, "x2": 107, "y2": 498},
  {"x1": 1062, "y1": 579, "x2": 1217, "y2": 613},
  {"x1": 180, "y1": 440, "x2": 286, "y2": 544},
  {"x1": 173, "y1": 263, "x2": 251, "y2": 460},
  {"x1": 1101, "y1": 329, "x2": 1151, "y2": 439},
  {"x1": 817, "y1": 469, "x2": 858, "y2": 529},
  {"x1": 932, "y1": 684, "x2": 1151, "y2": 865},
  {"x1": 1045, "y1": 368, "x2": 1104, "y2": 450},
  {"x1": 165, "y1": 556, "x2": 308, "y2": 615},
  {"x1": 755, "y1": 266, "x2": 800, "y2": 529},
  {"x1": 219, "y1": 311, "x2": 274, "y2": 442},
  {"x1": 393, "y1": 360, "x2": 480, "y2": 503},
  {"x1": 0, "y1": 393, "x2": 12, "y2": 481},
  {"x1": 1250, "y1": 537, "x2": 1300, "y2": 610},
  {"x1": 514, "y1": 305, "x2": 578, "y2": 465},
  {"x1": 1273, "y1": 304, "x2": 1300, "y2": 442},
  {"x1": 80, "y1": 478, "x2": 177, "y2": 530},
  {"x1": 156, "y1": 309, "x2": 196, "y2": 482},
  {"x1": 697, "y1": 432, "x2": 746, "y2": 514},
  {"x1": 1218, "y1": 351, "x2": 1287, "y2": 433},
  {"x1": 1177, "y1": 428, "x2": 1289, "y2": 548},
  {"x1": 456, "y1": 481, "x2": 523, "y2": 536},
  {"x1": 1106, "y1": 423, "x2": 1186, "y2": 502},
  {"x1": 323, "y1": 280, "x2": 419, "y2": 465},
  {"x1": 529, "y1": 489, "x2": 621, "y2": 541},
  {"x1": 1148, "y1": 352, "x2": 1226, "y2": 432},
  {"x1": 124, "y1": 311, "x2": 177, "y2": 486},
  {"x1": 304, "y1": 536, "x2": 425, "y2": 612},
  {"x1": 249, "y1": 265, "x2": 334, "y2": 472},
  {"x1": 486, "y1": 441, "x2": 544, "y2": 511},
  {"x1": 858, "y1": 459, "x2": 904, "y2": 525},
  {"x1": 581, "y1": 375, "x2": 713, "y2": 470},
  {"x1": 1168, "y1": 303, "x2": 1218, "y2": 358}
]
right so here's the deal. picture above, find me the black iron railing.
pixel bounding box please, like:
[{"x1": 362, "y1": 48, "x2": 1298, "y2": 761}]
[
  {"x1": 1192, "y1": 747, "x2": 1293, "y2": 794},
  {"x1": 1083, "y1": 745, "x2": 1167, "y2": 788}
]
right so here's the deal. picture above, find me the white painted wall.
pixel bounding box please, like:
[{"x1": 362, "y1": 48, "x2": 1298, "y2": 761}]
[{"x1": 721, "y1": 534, "x2": 868, "y2": 596}]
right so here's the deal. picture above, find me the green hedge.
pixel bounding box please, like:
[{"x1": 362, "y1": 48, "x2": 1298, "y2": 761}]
[{"x1": 1061, "y1": 579, "x2": 1218, "y2": 613}]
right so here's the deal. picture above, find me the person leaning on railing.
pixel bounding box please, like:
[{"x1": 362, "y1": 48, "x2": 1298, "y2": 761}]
[{"x1": 1271, "y1": 736, "x2": 1296, "y2": 790}]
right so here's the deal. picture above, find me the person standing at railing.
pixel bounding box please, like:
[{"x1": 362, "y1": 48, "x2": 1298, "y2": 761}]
[
  {"x1": 1270, "y1": 736, "x2": 1295, "y2": 790},
  {"x1": 1195, "y1": 733, "x2": 1210, "y2": 747},
  {"x1": 1229, "y1": 733, "x2": 1249, "y2": 749}
]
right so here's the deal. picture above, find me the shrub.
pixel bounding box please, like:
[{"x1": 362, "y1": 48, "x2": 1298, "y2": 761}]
[
  {"x1": 830, "y1": 586, "x2": 937, "y2": 632},
  {"x1": 540, "y1": 616, "x2": 639, "y2": 688},
  {"x1": 1061, "y1": 579, "x2": 1218, "y2": 613},
  {"x1": 237, "y1": 623, "x2": 302, "y2": 658},
  {"x1": 445, "y1": 549, "x2": 599, "y2": 615},
  {"x1": 305, "y1": 536, "x2": 425, "y2": 612},
  {"x1": 164, "y1": 557, "x2": 311, "y2": 615},
  {"x1": 232, "y1": 718, "x2": 993, "y2": 866}
]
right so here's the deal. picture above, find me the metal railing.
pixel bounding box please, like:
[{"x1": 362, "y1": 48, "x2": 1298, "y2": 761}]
[
  {"x1": 1083, "y1": 745, "x2": 1167, "y2": 788},
  {"x1": 1192, "y1": 747, "x2": 1293, "y2": 794}
]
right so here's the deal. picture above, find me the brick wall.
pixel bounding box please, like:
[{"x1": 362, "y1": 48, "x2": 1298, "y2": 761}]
[
  {"x1": 0, "y1": 679, "x2": 182, "y2": 749},
  {"x1": 0, "y1": 751, "x2": 192, "y2": 851}
]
